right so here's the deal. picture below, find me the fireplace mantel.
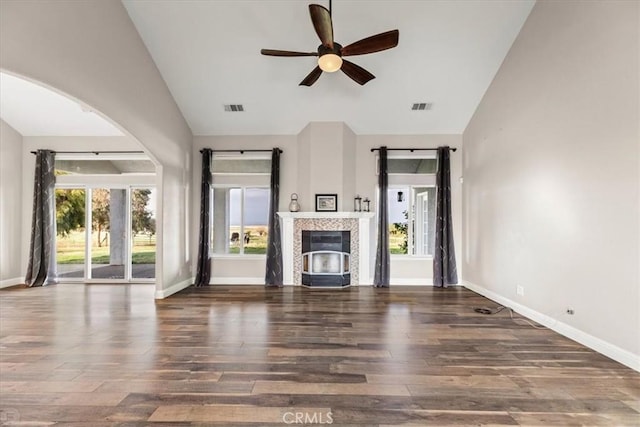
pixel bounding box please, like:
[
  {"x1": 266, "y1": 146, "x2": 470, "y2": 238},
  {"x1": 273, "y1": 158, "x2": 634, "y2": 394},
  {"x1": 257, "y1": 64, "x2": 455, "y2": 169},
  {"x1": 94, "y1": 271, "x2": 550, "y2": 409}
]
[
  {"x1": 278, "y1": 212, "x2": 375, "y2": 220},
  {"x1": 278, "y1": 212, "x2": 375, "y2": 286}
]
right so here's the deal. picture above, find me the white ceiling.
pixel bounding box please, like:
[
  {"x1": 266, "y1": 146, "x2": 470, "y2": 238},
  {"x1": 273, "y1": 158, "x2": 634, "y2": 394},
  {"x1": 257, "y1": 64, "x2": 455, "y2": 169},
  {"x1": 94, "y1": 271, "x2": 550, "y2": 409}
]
[
  {"x1": 0, "y1": 73, "x2": 123, "y2": 137},
  {"x1": 123, "y1": 0, "x2": 535, "y2": 135},
  {"x1": 0, "y1": 1, "x2": 535, "y2": 137}
]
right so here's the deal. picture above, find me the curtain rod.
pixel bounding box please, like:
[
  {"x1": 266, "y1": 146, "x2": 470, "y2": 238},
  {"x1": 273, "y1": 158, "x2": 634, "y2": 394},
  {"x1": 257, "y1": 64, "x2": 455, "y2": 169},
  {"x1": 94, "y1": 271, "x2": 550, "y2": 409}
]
[
  {"x1": 200, "y1": 149, "x2": 283, "y2": 154},
  {"x1": 370, "y1": 147, "x2": 457, "y2": 152},
  {"x1": 31, "y1": 150, "x2": 144, "y2": 155}
]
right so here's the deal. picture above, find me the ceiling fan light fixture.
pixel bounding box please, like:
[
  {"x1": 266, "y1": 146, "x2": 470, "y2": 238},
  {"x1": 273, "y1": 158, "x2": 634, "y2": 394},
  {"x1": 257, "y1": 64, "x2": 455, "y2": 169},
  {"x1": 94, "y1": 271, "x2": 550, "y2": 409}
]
[{"x1": 318, "y1": 53, "x2": 342, "y2": 72}]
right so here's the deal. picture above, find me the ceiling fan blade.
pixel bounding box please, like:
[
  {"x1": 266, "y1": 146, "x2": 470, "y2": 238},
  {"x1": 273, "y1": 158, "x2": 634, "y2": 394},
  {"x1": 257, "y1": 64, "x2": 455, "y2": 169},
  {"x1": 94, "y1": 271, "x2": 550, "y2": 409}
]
[
  {"x1": 340, "y1": 60, "x2": 375, "y2": 85},
  {"x1": 261, "y1": 49, "x2": 318, "y2": 57},
  {"x1": 309, "y1": 4, "x2": 334, "y2": 49},
  {"x1": 299, "y1": 66, "x2": 323, "y2": 86},
  {"x1": 340, "y1": 29, "x2": 399, "y2": 56}
]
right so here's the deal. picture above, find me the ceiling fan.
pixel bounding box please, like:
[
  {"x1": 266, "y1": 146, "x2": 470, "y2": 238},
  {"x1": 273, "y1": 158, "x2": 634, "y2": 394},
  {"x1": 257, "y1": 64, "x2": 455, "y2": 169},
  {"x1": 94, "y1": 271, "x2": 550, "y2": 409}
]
[{"x1": 260, "y1": 1, "x2": 399, "y2": 86}]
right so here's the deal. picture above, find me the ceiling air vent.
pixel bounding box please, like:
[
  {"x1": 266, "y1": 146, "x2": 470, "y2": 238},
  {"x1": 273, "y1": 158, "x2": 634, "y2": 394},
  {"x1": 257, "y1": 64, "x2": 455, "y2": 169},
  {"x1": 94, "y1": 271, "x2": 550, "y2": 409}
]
[
  {"x1": 224, "y1": 104, "x2": 244, "y2": 112},
  {"x1": 411, "y1": 103, "x2": 432, "y2": 111}
]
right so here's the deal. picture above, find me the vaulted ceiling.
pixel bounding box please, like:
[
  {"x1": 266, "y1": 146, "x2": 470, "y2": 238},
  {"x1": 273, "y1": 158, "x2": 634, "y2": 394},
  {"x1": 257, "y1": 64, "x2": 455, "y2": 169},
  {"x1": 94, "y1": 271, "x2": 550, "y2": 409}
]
[{"x1": 0, "y1": 0, "x2": 535, "y2": 137}]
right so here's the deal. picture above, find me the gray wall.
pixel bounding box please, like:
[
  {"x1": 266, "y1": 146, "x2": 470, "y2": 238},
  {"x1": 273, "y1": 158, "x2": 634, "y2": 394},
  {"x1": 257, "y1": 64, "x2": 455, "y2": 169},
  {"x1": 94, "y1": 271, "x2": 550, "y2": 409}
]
[
  {"x1": 195, "y1": 128, "x2": 463, "y2": 285},
  {"x1": 0, "y1": 120, "x2": 23, "y2": 284},
  {"x1": 463, "y1": 0, "x2": 639, "y2": 366},
  {"x1": 1, "y1": 0, "x2": 194, "y2": 297}
]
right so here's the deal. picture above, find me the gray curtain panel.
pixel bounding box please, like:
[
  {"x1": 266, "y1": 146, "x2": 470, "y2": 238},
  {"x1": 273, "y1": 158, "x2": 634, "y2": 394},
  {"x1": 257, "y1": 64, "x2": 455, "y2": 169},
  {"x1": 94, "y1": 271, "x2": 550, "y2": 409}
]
[
  {"x1": 374, "y1": 146, "x2": 390, "y2": 287},
  {"x1": 25, "y1": 149, "x2": 57, "y2": 287},
  {"x1": 265, "y1": 148, "x2": 283, "y2": 286},
  {"x1": 194, "y1": 149, "x2": 212, "y2": 287},
  {"x1": 433, "y1": 146, "x2": 458, "y2": 287}
]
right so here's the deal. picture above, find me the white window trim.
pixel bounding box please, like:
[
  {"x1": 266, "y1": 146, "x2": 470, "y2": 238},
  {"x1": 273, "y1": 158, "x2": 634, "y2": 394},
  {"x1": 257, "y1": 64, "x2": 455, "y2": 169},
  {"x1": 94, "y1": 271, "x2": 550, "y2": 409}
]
[
  {"x1": 388, "y1": 184, "x2": 436, "y2": 258},
  {"x1": 210, "y1": 184, "x2": 270, "y2": 257},
  {"x1": 211, "y1": 153, "x2": 271, "y2": 176}
]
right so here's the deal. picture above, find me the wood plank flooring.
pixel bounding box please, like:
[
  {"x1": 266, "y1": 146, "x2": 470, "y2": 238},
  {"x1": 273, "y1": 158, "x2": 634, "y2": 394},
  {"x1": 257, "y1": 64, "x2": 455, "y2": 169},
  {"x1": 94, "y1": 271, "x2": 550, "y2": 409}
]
[{"x1": 0, "y1": 284, "x2": 638, "y2": 426}]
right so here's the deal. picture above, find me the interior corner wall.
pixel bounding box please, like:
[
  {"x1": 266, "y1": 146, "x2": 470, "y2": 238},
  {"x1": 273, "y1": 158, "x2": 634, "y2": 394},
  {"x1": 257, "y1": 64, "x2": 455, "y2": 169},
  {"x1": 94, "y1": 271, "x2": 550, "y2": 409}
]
[
  {"x1": 296, "y1": 124, "x2": 312, "y2": 211},
  {"x1": 1, "y1": 0, "x2": 193, "y2": 297},
  {"x1": 341, "y1": 125, "x2": 357, "y2": 209},
  {"x1": 463, "y1": 0, "x2": 639, "y2": 367},
  {"x1": 306, "y1": 123, "x2": 347, "y2": 210},
  {"x1": 0, "y1": 120, "x2": 23, "y2": 285}
]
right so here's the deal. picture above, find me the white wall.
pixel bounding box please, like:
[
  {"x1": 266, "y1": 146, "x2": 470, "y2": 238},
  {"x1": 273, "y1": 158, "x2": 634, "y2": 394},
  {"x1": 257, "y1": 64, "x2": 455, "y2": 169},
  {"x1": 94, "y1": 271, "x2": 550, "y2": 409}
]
[
  {"x1": 0, "y1": 120, "x2": 23, "y2": 286},
  {"x1": 463, "y1": 0, "x2": 639, "y2": 369},
  {"x1": 0, "y1": 0, "x2": 193, "y2": 297}
]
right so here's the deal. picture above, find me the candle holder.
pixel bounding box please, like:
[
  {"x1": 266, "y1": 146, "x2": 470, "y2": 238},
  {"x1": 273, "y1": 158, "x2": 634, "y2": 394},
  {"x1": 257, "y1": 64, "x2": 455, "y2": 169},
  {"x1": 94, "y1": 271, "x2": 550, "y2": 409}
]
[
  {"x1": 354, "y1": 195, "x2": 362, "y2": 212},
  {"x1": 363, "y1": 197, "x2": 370, "y2": 212}
]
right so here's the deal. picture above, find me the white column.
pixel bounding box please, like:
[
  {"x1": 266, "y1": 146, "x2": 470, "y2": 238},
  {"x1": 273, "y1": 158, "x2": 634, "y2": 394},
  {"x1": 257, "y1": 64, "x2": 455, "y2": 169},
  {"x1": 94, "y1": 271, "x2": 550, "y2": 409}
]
[
  {"x1": 358, "y1": 216, "x2": 371, "y2": 285},
  {"x1": 280, "y1": 215, "x2": 294, "y2": 285}
]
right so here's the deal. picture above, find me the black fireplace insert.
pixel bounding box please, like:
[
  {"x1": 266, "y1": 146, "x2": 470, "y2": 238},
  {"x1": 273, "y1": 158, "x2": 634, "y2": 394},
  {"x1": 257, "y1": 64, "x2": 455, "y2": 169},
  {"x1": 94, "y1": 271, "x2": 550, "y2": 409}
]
[{"x1": 301, "y1": 230, "x2": 350, "y2": 287}]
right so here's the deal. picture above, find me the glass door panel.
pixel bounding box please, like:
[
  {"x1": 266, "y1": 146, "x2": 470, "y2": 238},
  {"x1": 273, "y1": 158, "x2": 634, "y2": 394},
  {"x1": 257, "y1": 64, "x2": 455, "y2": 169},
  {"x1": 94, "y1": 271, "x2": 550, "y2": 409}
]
[
  {"x1": 131, "y1": 188, "x2": 156, "y2": 279},
  {"x1": 90, "y1": 188, "x2": 125, "y2": 280},
  {"x1": 55, "y1": 188, "x2": 86, "y2": 279}
]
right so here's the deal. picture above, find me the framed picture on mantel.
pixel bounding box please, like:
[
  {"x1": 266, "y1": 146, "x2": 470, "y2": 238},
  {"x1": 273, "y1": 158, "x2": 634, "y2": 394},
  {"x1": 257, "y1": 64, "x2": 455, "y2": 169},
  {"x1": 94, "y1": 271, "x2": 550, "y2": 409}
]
[{"x1": 315, "y1": 194, "x2": 338, "y2": 212}]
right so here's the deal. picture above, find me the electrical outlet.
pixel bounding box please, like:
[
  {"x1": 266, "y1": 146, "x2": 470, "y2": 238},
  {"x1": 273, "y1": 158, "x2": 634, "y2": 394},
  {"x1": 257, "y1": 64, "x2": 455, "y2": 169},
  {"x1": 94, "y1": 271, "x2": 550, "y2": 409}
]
[
  {"x1": 516, "y1": 285, "x2": 524, "y2": 296},
  {"x1": 566, "y1": 308, "x2": 575, "y2": 315}
]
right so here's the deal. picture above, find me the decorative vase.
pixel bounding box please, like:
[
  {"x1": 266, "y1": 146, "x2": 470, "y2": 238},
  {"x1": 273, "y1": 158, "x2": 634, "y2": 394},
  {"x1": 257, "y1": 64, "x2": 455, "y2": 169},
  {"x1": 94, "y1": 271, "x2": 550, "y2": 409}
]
[{"x1": 288, "y1": 193, "x2": 300, "y2": 212}]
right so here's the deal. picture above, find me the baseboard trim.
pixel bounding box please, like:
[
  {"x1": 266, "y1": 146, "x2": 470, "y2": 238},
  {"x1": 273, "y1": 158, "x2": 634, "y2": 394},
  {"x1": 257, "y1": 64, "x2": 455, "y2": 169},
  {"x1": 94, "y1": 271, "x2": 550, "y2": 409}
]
[
  {"x1": 463, "y1": 280, "x2": 640, "y2": 372},
  {"x1": 390, "y1": 279, "x2": 431, "y2": 286},
  {"x1": 210, "y1": 277, "x2": 265, "y2": 285},
  {"x1": 155, "y1": 276, "x2": 193, "y2": 299},
  {"x1": 0, "y1": 277, "x2": 23, "y2": 289},
  {"x1": 206, "y1": 278, "x2": 451, "y2": 286},
  {"x1": 389, "y1": 279, "x2": 463, "y2": 286}
]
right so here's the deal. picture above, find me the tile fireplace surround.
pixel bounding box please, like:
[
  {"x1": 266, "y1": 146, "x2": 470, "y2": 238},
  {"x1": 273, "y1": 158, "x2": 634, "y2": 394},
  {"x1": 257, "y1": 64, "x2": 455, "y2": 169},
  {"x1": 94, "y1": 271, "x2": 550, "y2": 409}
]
[{"x1": 278, "y1": 212, "x2": 375, "y2": 286}]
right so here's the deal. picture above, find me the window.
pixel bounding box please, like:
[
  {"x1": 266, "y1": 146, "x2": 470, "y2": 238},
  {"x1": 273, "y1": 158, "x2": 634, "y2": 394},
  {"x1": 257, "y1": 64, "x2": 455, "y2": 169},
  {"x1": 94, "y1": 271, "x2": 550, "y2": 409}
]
[
  {"x1": 387, "y1": 158, "x2": 437, "y2": 174},
  {"x1": 55, "y1": 158, "x2": 155, "y2": 175},
  {"x1": 384, "y1": 153, "x2": 437, "y2": 256},
  {"x1": 210, "y1": 154, "x2": 271, "y2": 255},
  {"x1": 388, "y1": 186, "x2": 435, "y2": 256}
]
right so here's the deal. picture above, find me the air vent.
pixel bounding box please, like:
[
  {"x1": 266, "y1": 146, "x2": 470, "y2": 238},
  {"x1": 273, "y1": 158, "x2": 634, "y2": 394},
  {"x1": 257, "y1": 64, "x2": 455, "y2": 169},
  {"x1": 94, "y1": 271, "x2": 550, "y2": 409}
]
[
  {"x1": 224, "y1": 104, "x2": 244, "y2": 112},
  {"x1": 411, "y1": 103, "x2": 432, "y2": 111}
]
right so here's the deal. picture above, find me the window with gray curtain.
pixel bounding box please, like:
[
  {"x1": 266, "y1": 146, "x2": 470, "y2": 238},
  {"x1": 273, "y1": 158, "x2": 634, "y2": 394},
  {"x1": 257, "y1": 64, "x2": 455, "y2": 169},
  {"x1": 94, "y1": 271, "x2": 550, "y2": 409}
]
[
  {"x1": 433, "y1": 146, "x2": 458, "y2": 287},
  {"x1": 265, "y1": 148, "x2": 283, "y2": 286},
  {"x1": 25, "y1": 149, "x2": 57, "y2": 287},
  {"x1": 210, "y1": 154, "x2": 271, "y2": 255},
  {"x1": 374, "y1": 146, "x2": 390, "y2": 287},
  {"x1": 194, "y1": 149, "x2": 212, "y2": 286}
]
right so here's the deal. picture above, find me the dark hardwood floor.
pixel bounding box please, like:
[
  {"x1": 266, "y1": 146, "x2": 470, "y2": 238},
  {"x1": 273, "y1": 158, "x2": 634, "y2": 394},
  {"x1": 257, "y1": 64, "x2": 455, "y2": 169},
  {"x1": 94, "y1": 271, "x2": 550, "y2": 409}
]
[{"x1": 0, "y1": 284, "x2": 638, "y2": 426}]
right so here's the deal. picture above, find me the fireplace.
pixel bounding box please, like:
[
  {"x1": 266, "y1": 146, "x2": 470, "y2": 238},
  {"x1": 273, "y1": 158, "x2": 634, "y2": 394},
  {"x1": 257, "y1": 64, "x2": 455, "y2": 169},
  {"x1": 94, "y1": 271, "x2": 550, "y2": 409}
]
[
  {"x1": 302, "y1": 231, "x2": 350, "y2": 287},
  {"x1": 278, "y1": 212, "x2": 375, "y2": 286}
]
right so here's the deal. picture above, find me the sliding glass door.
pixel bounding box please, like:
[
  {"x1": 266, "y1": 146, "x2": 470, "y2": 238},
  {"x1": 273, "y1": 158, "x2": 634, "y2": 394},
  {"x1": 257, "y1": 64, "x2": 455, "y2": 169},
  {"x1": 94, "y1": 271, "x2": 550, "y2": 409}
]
[
  {"x1": 89, "y1": 188, "x2": 126, "y2": 280},
  {"x1": 56, "y1": 187, "x2": 86, "y2": 279},
  {"x1": 55, "y1": 186, "x2": 156, "y2": 282},
  {"x1": 131, "y1": 187, "x2": 156, "y2": 279}
]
